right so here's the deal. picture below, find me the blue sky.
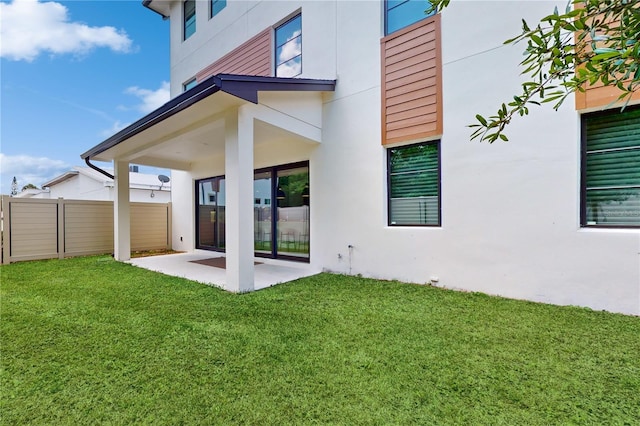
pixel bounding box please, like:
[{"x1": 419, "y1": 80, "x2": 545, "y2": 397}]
[{"x1": 1, "y1": 0, "x2": 170, "y2": 194}]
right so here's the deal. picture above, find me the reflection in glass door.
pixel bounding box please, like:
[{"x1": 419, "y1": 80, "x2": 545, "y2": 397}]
[
  {"x1": 197, "y1": 162, "x2": 309, "y2": 261},
  {"x1": 197, "y1": 177, "x2": 225, "y2": 250},
  {"x1": 276, "y1": 166, "x2": 309, "y2": 259},
  {"x1": 254, "y1": 171, "x2": 272, "y2": 255}
]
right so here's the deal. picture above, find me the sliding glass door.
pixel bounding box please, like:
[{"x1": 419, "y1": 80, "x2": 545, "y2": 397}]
[{"x1": 197, "y1": 162, "x2": 309, "y2": 261}]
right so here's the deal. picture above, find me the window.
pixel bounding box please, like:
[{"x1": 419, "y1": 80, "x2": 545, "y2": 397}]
[
  {"x1": 385, "y1": 0, "x2": 435, "y2": 35},
  {"x1": 184, "y1": 0, "x2": 196, "y2": 40},
  {"x1": 388, "y1": 141, "x2": 440, "y2": 226},
  {"x1": 211, "y1": 0, "x2": 226, "y2": 17},
  {"x1": 582, "y1": 107, "x2": 640, "y2": 227},
  {"x1": 183, "y1": 78, "x2": 197, "y2": 91},
  {"x1": 275, "y1": 14, "x2": 302, "y2": 77}
]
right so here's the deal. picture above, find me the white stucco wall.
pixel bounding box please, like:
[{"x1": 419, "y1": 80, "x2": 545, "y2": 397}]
[
  {"x1": 45, "y1": 173, "x2": 171, "y2": 203},
  {"x1": 166, "y1": 0, "x2": 640, "y2": 315},
  {"x1": 168, "y1": 0, "x2": 337, "y2": 97}
]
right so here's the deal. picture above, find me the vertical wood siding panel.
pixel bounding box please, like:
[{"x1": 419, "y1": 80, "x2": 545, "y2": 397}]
[
  {"x1": 381, "y1": 15, "x2": 443, "y2": 145},
  {"x1": 196, "y1": 28, "x2": 272, "y2": 81}
]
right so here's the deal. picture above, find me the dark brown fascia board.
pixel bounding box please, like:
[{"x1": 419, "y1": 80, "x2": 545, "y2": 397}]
[
  {"x1": 42, "y1": 171, "x2": 79, "y2": 188},
  {"x1": 81, "y1": 74, "x2": 336, "y2": 160},
  {"x1": 142, "y1": 0, "x2": 170, "y2": 19}
]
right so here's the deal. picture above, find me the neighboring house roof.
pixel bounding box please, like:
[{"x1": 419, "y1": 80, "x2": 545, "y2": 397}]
[
  {"x1": 13, "y1": 188, "x2": 49, "y2": 198},
  {"x1": 81, "y1": 73, "x2": 336, "y2": 161},
  {"x1": 42, "y1": 166, "x2": 171, "y2": 191}
]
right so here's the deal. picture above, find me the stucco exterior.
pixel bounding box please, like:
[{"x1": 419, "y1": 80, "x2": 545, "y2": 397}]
[{"x1": 87, "y1": 0, "x2": 639, "y2": 315}]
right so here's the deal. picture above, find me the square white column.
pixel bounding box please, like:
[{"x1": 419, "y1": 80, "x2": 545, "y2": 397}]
[
  {"x1": 114, "y1": 160, "x2": 131, "y2": 261},
  {"x1": 224, "y1": 107, "x2": 255, "y2": 292}
]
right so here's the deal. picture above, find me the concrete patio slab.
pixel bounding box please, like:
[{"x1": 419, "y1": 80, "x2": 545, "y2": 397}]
[{"x1": 127, "y1": 250, "x2": 321, "y2": 291}]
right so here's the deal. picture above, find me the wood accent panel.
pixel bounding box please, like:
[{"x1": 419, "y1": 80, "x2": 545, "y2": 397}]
[
  {"x1": 574, "y1": 11, "x2": 640, "y2": 110},
  {"x1": 575, "y1": 78, "x2": 640, "y2": 110},
  {"x1": 381, "y1": 15, "x2": 442, "y2": 145},
  {"x1": 196, "y1": 28, "x2": 272, "y2": 82}
]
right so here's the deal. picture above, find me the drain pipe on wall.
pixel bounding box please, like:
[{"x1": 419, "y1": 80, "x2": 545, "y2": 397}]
[{"x1": 85, "y1": 157, "x2": 115, "y2": 180}]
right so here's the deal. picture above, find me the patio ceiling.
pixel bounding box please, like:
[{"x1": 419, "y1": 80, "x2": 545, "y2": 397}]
[{"x1": 80, "y1": 74, "x2": 336, "y2": 170}]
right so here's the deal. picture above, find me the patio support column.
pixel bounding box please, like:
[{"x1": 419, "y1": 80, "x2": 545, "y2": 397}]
[
  {"x1": 224, "y1": 107, "x2": 255, "y2": 292},
  {"x1": 114, "y1": 160, "x2": 131, "y2": 261}
]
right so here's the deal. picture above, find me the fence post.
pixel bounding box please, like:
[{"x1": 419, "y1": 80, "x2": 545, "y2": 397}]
[
  {"x1": 167, "y1": 202, "x2": 172, "y2": 250},
  {"x1": 1, "y1": 196, "x2": 10, "y2": 265},
  {"x1": 58, "y1": 198, "x2": 65, "y2": 259}
]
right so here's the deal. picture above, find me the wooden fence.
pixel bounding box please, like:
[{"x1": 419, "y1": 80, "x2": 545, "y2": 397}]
[{"x1": 1, "y1": 196, "x2": 171, "y2": 264}]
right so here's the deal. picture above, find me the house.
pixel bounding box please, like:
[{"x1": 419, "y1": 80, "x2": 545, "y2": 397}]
[
  {"x1": 14, "y1": 166, "x2": 171, "y2": 202},
  {"x1": 81, "y1": 1, "x2": 640, "y2": 315}
]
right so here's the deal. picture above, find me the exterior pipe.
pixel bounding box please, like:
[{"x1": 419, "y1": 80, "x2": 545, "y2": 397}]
[{"x1": 85, "y1": 157, "x2": 115, "y2": 180}]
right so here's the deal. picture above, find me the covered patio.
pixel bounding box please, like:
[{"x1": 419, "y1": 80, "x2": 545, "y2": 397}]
[
  {"x1": 128, "y1": 250, "x2": 322, "y2": 291},
  {"x1": 81, "y1": 74, "x2": 336, "y2": 293}
]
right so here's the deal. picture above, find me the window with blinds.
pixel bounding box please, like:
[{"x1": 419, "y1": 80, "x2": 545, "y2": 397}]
[
  {"x1": 184, "y1": 0, "x2": 196, "y2": 40},
  {"x1": 583, "y1": 107, "x2": 640, "y2": 227},
  {"x1": 388, "y1": 141, "x2": 440, "y2": 226}
]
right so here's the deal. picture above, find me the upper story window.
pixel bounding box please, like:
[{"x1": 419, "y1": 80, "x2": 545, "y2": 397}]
[
  {"x1": 388, "y1": 141, "x2": 441, "y2": 226},
  {"x1": 184, "y1": 0, "x2": 196, "y2": 40},
  {"x1": 275, "y1": 14, "x2": 302, "y2": 77},
  {"x1": 582, "y1": 106, "x2": 640, "y2": 228},
  {"x1": 183, "y1": 78, "x2": 197, "y2": 91},
  {"x1": 211, "y1": 0, "x2": 226, "y2": 18},
  {"x1": 385, "y1": 0, "x2": 435, "y2": 35}
]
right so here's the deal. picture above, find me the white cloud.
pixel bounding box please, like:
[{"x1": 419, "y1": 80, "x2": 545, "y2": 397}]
[
  {"x1": 0, "y1": 0, "x2": 133, "y2": 62},
  {"x1": 277, "y1": 30, "x2": 302, "y2": 77},
  {"x1": 0, "y1": 153, "x2": 69, "y2": 193},
  {"x1": 125, "y1": 81, "x2": 170, "y2": 114}
]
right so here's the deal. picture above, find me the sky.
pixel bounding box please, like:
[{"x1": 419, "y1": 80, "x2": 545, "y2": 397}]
[{"x1": 0, "y1": 0, "x2": 171, "y2": 194}]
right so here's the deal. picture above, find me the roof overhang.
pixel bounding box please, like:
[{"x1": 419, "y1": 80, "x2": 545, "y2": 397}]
[
  {"x1": 81, "y1": 74, "x2": 336, "y2": 169},
  {"x1": 42, "y1": 170, "x2": 79, "y2": 188},
  {"x1": 142, "y1": 0, "x2": 171, "y2": 19}
]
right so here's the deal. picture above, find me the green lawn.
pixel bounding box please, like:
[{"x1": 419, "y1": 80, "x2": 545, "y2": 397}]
[{"x1": 1, "y1": 256, "x2": 639, "y2": 425}]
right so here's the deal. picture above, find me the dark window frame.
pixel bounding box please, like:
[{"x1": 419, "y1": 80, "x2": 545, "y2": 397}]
[
  {"x1": 210, "y1": 0, "x2": 226, "y2": 18},
  {"x1": 580, "y1": 106, "x2": 640, "y2": 229},
  {"x1": 194, "y1": 161, "x2": 311, "y2": 262},
  {"x1": 183, "y1": 78, "x2": 197, "y2": 92},
  {"x1": 384, "y1": 0, "x2": 436, "y2": 36},
  {"x1": 195, "y1": 175, "x2": 226, "y2": 252},
  {"x1": 184, "y1": 0, "x2": 196, "y2": 40},
  {"x1": 274, "y1": 14, "x2": 302, "y2": 78},
  {"x1": 387, "y1": 140, "x2": 442, "y2": 227}
]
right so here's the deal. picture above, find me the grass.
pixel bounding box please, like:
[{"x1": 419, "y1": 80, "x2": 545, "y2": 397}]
[{"x1": 1, "y1": 256, "x2": 639, "y2": 425}]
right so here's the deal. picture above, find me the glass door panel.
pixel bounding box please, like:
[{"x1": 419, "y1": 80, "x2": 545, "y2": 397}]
[
  {"x1": 276, "y1": 166, "x2": 309, "y2": 259},
  {"x1": 216, "y1": 178, "x2": 226, "y2": 250},
  {"x1": 197, "y1": 177, "x2": 225, "y2": 250},
  {"x1": 254, "y1": 171, "x2": 272, "y2": 255}
]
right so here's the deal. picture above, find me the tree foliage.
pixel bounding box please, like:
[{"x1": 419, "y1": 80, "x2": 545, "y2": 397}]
[
  {"x1": 11, "y1": 176, "x2": 18, "y2": 196},
  {"x1": 21, "y1": 183, "x2": 39, "y2": 192},
  {"x1": 429, "y1": 0, "x2": 640, "y2": 142}
]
